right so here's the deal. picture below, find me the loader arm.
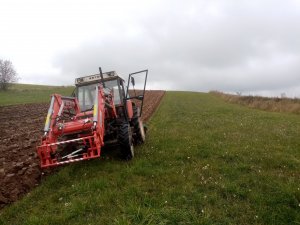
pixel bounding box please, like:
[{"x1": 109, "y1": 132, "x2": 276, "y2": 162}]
[{"x1": 37, "y1": 85, "x2": 114, "y2": 168}]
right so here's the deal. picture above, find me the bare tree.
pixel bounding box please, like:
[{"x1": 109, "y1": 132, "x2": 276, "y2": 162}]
[{"x1": 0, "y1": 59, "x2": 18, "y2": 91}]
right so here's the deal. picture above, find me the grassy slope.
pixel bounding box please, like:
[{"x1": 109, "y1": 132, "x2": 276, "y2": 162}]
[
  {"x1": 0, "y1": 92, "x2": 300, "y2": 225},
  {"x1": 0, "y1": 84, "x2": 74, "y2": 106}
]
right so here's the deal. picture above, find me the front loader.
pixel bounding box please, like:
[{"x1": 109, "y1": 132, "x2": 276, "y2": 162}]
[{"x1": 37, "y1": 68, "x2": 148, "y2": 168}]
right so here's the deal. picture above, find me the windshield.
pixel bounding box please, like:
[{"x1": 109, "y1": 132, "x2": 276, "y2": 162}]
[
  {"x1": 77, "y1": 79, "x2": 121, "y2": 112},
  {"x1": 77, "y1": 83, "x2": 97, "y2": 111},
  {"x1": 104, "y1": 79, "x2": 121, "y2": 105}
]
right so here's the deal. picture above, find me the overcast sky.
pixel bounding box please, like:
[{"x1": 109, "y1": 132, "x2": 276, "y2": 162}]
[{"x1": 1, "y1": 0, "x2": 300, "y2": 97}]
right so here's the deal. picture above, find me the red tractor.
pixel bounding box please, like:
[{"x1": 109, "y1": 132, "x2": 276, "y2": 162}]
[{"x1": 37, "y1": 68, "x2": 148, "y2": 168}]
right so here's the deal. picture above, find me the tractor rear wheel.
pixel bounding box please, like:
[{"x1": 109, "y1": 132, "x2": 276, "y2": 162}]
[
  {"x1": 132, "y1": 106, "x2": 146, "y2": 144},
  {"x1": 118, "y1": 122, "x2": 134, "y2": 160}
]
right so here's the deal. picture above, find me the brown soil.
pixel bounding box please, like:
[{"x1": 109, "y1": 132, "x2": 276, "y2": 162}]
[
  {"x1": 0, "y1": 90, "x2": 165, "y2": 209},
  {"x1": 130, "y1": 90, "x2": 166, "y2": 122}
]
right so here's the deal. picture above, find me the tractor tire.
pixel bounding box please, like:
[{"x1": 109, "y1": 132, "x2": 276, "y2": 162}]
[
  {"x1": 132, "y1": 106, "x2": 146, "y2": 145},
  {"x1": 118, "y1": 122, "x2": 134, "y2": 160}
]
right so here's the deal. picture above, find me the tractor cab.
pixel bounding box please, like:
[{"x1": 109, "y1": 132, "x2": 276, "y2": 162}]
[{"x1": 75, "y1": 71, "x2": 126, "y2": 112}]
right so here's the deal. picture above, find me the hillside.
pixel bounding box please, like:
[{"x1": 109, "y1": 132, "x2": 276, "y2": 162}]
[
  {"x1": 0, "y1": 92, "x2": 299, "y2": 225},
  {"x1": 0, "y1": 84, "x2": 74, "y2": 106}
]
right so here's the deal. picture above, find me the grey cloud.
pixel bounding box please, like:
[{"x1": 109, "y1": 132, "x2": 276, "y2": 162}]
[{"x1": 53, "y1": 0, "x2": 300, "y2": 96}]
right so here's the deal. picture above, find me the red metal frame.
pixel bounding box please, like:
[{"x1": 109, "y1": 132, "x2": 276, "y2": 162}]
[{"x1": 37, "y1": 85, "x2": 117, "y2": 168}]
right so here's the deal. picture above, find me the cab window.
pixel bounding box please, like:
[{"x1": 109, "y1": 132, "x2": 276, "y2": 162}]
[{"x1": 77, "y1": 79, "x2": 122, "y2": 112}]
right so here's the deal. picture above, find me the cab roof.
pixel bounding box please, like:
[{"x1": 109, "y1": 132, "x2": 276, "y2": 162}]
[{"x1": 75, "y1": 71, "x2": 124, "y2": 86}]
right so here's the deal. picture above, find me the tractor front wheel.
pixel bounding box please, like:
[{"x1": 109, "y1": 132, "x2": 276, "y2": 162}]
[{"x1": 118, "y1": 122, "x2": 134, "y2": 160}]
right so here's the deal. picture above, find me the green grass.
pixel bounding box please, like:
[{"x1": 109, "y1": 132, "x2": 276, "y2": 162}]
[
  {"x1": 0, "y1": 84, "x2": 74, "y2": 105},
  {"x1": 1, "y1": 91, "x2": 300, "y2": 224}
]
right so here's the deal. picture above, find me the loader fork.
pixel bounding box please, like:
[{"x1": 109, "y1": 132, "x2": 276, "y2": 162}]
[{"x1": 37, "y1": 86, "x2": 109, "y2": 168}]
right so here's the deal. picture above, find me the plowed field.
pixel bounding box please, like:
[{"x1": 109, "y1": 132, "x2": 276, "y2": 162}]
[{"x1": 0, "y1": 90, "x2": 165, "y2": 209}]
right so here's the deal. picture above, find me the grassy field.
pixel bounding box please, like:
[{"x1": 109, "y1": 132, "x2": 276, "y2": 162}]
[
  {"x1": 0, "y1": 92, "x2": 300, "y2": 224},
  {"x1": 0, "y1": 84, "x2": 74, "y2": 106}
]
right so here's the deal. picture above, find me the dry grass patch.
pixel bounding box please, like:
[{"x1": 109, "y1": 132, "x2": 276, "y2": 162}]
[{"x1": 211, "y1": 91, "x2": 300, "y2": 114}]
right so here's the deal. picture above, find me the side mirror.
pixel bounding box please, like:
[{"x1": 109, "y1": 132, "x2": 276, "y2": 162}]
[{"x1": 131, "y1": 77, "x2": 135, "y2": 86}]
